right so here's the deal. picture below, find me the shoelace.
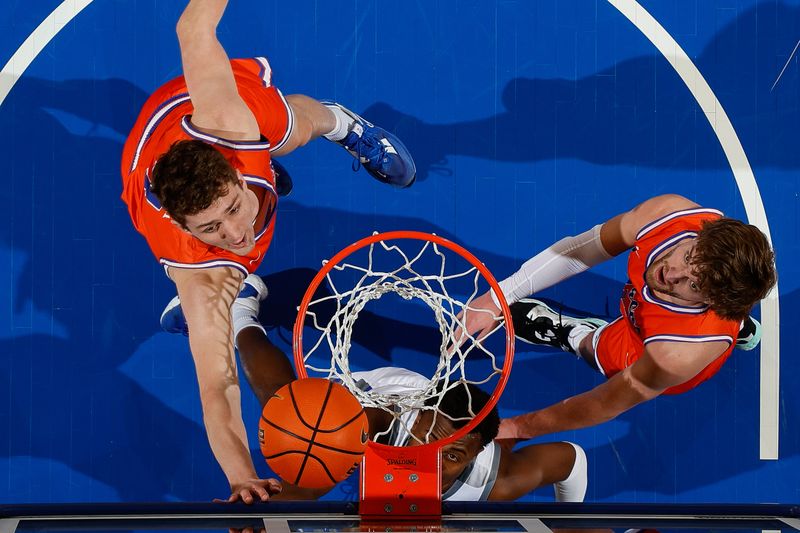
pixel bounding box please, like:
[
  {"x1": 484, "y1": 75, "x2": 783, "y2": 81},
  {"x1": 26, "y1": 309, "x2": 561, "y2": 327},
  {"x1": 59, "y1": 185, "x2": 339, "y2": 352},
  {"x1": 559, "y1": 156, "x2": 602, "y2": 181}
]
[{"x1": 347, "y1": 130, "x2": 386, "y2": 173}]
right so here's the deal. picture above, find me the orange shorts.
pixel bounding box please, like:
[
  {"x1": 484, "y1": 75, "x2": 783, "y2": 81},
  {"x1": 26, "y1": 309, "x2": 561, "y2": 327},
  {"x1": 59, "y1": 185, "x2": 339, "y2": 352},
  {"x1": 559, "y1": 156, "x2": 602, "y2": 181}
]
[{"x1": 230, "y1": 57, "x2": 294, "y2": 151}]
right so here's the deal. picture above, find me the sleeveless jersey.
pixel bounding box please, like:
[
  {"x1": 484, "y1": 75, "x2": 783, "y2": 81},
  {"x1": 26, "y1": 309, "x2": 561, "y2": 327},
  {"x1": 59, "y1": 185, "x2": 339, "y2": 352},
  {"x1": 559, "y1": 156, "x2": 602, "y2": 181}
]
[
  {"x1": 351, "y1": 367, "x2": 500, "y2": 501},
  {"x1": 595, "y1": 208, "x2": 740, "y2": 395},
  {"x1": 120, "y1": 57, "x2": 292, "y2": 275}
]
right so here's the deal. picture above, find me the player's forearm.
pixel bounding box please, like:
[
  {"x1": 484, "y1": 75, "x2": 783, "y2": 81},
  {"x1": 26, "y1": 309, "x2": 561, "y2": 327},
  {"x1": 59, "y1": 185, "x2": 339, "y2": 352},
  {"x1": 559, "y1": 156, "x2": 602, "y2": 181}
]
[
  {"x1": 200, "y1": 386, "x2": 259, "y2": 484},
  {"x1": 505, "y1": 375, "x2": 651, "y2": 439},
  {"x1": 507, "y1": 395, "x2": 617, "y2": 439},
  {"x1": 495, "y1": 224, "x2": 613, "y2": 305}
]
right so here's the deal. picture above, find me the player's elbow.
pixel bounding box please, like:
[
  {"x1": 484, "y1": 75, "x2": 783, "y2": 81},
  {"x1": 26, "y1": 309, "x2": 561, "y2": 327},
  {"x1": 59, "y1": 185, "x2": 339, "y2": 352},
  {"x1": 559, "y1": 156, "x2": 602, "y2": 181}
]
[
  {"x1": 176, "y1": 19, "x2": 199, "y2": 46},
  {"x1": 175, "y1": 12, "x2": 210, "y2": 46},
  {"x1": 621, "y1": 370, "x2": 663, "y2": 405}
]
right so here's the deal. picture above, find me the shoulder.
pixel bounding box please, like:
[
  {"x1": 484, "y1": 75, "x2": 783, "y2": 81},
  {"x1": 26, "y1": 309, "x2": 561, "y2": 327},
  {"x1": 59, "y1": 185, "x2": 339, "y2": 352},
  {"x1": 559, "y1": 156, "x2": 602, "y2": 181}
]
[
  {"x1": 619, "y1": 194, "x2": 702, "y2": 241},
  {"x1": 633, "y1": 339, "x2": 730, "y2": 390}
]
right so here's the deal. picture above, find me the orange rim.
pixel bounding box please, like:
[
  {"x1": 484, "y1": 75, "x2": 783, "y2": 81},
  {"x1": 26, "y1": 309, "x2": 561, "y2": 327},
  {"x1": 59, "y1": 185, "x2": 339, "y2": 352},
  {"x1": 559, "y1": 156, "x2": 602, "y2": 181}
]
[{"x1": 293, "y1": 230, "x2": 514, "y2": 452}]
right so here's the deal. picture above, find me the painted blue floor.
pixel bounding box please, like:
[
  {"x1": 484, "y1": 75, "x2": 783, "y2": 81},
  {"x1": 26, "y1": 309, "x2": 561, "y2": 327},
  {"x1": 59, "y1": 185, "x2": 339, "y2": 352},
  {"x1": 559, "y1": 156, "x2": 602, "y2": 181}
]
[{"x1": 1, "y1": 0, "x2": 799, "y2": 504}]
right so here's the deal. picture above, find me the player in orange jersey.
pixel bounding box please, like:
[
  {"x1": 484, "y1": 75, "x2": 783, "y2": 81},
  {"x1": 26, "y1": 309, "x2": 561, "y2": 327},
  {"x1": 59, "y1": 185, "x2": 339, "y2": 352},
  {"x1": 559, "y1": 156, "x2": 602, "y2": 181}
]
[
  {"x1": 459, "y1": 194, "x2": 776, "y2": 440},
  {"x1": 120, "y1": 0, "x2": 415, "y2": 504}
]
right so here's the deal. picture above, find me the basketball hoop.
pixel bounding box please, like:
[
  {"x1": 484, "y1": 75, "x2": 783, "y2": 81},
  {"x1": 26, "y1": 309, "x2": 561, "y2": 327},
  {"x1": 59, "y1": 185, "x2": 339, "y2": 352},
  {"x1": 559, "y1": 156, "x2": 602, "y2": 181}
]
[{"x1": 293, "y1": 231, "x2": 514, "y2": 518}]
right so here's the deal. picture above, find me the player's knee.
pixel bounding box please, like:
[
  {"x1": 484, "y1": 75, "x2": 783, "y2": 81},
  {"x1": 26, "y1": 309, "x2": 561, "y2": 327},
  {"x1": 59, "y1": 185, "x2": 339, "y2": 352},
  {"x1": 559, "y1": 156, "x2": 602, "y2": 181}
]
[
  {"x1": 281, "y1": 105, "x2": 315, "y2": 151},
  {"x1": 289, "y1": 94, "x2": 336, "y2": 136},
  {"x1": 577, "y1": 330, "x2": 596, "y2": 360}
]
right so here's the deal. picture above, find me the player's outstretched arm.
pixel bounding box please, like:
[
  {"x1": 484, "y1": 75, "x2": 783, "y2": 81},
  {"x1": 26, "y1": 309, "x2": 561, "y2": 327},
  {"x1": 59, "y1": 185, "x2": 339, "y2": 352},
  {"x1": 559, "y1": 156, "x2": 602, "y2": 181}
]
[
  {"x1": 498, "y1": 194, "x2": 701, "y2": 305},
  {"x1": 171, "y1": 266, "x2": 279, "y2": 503},
  {"x1": 176, "y1": 0, "x2": 259, "y2": 139},
  {"x1": 459, "y1": 194, "x2": 701, "y2": 340},
  {"x1": 497, "y1": 338, "x2": 727, "y2": 440}
]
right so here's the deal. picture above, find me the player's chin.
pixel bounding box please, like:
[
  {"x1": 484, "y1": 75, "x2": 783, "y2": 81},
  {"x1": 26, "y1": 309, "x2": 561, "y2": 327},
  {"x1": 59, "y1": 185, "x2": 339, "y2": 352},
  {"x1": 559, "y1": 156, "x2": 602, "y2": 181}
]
[{"x1": 227, "y1": 242, "x2": 255, "y2": 256}]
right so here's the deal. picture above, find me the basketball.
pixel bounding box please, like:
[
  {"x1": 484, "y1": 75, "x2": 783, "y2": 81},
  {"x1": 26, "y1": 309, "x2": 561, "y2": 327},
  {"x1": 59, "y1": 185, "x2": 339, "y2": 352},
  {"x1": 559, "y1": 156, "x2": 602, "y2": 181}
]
[{"x1": 258, "y1": 378, "x2": 369, "y2": 489}]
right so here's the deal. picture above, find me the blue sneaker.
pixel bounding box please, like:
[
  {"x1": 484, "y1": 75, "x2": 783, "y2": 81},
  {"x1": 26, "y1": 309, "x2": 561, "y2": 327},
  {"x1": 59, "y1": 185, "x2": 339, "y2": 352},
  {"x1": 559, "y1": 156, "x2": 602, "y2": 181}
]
[
  {"x1": 735, "y1": 316, "x2": 762, "y2": 351},
  {"x1": 271, "y1": 159, "x2": 293, "y2": 197},
  {"x1": 160, "y1": 274, "x2": 268, "y2": 336},
  {"x1": 324, "y1": 102, "x2": 416, "y2": 188}
]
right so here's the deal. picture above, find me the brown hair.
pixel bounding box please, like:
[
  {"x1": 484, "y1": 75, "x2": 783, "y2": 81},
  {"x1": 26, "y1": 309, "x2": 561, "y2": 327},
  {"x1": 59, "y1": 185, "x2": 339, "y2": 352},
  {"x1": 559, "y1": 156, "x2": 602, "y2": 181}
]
[
  {"x1": 692, "y1": 218, "x2": 776, "y2": 321},
  {"x1": 150, "y1": 140, "x2": 239, "y2": 226}
]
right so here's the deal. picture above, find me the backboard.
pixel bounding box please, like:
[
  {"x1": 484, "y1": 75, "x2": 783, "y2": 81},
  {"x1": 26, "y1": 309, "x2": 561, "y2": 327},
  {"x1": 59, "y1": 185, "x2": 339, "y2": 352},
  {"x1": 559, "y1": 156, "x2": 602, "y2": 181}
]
[{"x1": 1, "y1": 502, "x2": 799, "y2": 533}]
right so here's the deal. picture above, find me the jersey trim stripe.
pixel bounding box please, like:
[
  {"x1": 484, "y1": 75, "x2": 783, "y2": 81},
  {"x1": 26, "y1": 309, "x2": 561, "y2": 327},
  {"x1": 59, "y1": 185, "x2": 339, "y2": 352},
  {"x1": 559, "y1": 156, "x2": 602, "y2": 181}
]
[
  {"x1": 644, "y1": 334, "x2": 734, "y2": 345},
  {"x1": 269, "y1": 88, "x2": 294, "y2": 153},
  {"x1": 159, "y1": 258, "x2": 249, "y2": 277},
  {"x1": 636, "y1": 208, "x2": 724, "y2": 240},
  {"x1": 143, "y1": 170, "x2": 162, "y2": 211},
  {"x1": 592, "y1": 319, "x2": 619, "y2": 377},
  {"x1": 130, "y1": 93, "x2": 192, "y2": 173},
  {"x1": 254, "y1": 56, "x2": 272, "y2": 87},
  {"x1": 181, "y1": 116, "x2": 271, "y2": 150},
  {"x1": 594, "y1": 317, "x2": 623, "y2": 377},
  {"x1": 243, "y1": 174, "x2": 276, "y2": 194},
  {"x1": 645, "y1": 231, "x2": 697, "y2": 268},
  {"x1": 242, "y1": 175, "x2": 277, "y2": 241},
  {"x1": 480, "y1": 443, "x2": 501, "y2": 500}
]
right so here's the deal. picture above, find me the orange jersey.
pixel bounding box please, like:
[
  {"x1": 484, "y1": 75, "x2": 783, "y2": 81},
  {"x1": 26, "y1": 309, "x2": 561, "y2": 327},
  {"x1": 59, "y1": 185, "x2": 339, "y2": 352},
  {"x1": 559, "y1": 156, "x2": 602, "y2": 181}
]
[
  {"x1": 595, "y1": 208, "x2": 740, "y2": 395},
  {"x1": 120, "y1": 57, "x2": 292, "y2": 275}
]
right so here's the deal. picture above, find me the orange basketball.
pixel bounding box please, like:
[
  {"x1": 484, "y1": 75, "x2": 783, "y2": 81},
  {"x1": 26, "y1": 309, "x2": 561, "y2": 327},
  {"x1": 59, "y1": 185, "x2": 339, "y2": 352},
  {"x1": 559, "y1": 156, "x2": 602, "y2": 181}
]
[{"x1": 258, "y1": 378, "x2": 369, "y2": 489}]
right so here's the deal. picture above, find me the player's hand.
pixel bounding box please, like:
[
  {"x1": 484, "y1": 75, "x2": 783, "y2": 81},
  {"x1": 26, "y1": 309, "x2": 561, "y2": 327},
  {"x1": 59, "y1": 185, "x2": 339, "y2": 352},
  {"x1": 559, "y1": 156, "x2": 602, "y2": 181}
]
[
  {"x1": 452, "y1": 290, "x2": 503, "y2": 347},
  {"x1": 214, "y1": 478, "x2": 283, "y2": 504},
  {"x1": 497, "y1": 416, "x2": 534, "y2": 440}
]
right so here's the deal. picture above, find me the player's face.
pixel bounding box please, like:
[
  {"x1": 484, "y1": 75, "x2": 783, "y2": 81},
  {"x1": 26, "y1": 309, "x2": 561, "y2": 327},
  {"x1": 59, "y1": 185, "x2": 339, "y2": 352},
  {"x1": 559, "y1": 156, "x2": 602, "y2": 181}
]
[
  {"x1": 645, "y1": 239, "x2": 709, "y2": 305},
  {"x1": 181, "y1": 173, "x2": 259, "y2": 255},
  {"x1": 408, "y1": 412, "x2": 485, "y2": 493}
]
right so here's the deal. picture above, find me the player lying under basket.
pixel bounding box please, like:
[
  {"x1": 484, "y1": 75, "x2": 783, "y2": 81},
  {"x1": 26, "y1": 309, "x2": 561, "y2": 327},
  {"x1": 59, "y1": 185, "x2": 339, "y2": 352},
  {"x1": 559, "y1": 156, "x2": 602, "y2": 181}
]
[{"x1": 272, "y1": 366, "x2": 587, "y2": 502}]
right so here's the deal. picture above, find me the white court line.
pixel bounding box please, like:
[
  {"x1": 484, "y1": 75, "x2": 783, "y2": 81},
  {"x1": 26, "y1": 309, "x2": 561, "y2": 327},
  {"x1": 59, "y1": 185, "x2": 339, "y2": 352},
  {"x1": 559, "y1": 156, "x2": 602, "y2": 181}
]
[
  {"x1": 771, "y1": 39, "x2": 800, "y2": 92},
  {"x1": 0, "y1": 519, "x2": 19, "y2": 533},
  {"x1": 608, "y1": 0, "x2": 780, "y2": 460},
  {"x1": 779, "y1": 517, "x2": 800, "y2": 530},
  {"x1": 0, "y1": 0, "x2": 93, "y2": 106}
]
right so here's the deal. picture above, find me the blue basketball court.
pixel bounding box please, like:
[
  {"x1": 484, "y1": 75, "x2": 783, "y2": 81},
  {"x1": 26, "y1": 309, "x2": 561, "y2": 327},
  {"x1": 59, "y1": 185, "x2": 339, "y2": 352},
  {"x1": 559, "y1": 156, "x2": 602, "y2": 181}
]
[{"x1": 1, "y1": 0, "x2": 798, "y2": 505}]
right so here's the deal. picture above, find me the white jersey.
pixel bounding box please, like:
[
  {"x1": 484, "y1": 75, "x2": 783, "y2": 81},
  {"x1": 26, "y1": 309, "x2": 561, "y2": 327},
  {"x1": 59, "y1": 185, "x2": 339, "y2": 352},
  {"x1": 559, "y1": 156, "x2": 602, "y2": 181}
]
[{"x1": 351, "y1": 367, "x2": 501, "y2": 501}]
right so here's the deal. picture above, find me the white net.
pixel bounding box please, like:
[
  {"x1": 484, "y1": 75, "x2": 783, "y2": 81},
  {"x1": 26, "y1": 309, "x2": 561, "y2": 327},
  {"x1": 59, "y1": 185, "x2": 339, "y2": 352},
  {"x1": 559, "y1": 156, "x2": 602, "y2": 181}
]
[{"x1": 297, "y1": 233, "x2": 511, "y2": 445}]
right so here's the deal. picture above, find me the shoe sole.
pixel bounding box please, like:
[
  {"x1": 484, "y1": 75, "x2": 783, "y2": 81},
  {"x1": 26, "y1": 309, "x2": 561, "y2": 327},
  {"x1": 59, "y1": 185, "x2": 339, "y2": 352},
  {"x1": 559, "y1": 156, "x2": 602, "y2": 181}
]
[
  {"x1": 515, "y1": 298, "x2": 608, "y2": 328},
  {"x1": 736, "y1": 316, "x2": 762, "y2": 351},
  {"x1": 160, "y1": 295, "x2": 182, "y2": 324}
]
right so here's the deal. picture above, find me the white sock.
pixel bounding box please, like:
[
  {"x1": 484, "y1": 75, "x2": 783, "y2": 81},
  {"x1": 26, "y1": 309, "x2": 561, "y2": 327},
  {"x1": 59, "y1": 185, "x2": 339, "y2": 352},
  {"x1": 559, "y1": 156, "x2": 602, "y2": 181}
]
[
  {"x1": 232, "y1": 298, "x2": 266, "y2": 349},
  {"x1": 554, "y1": 442, "x2": 588, "y2": 502},
  {"x1": 322, "y1": 104, "x2": 356, "y2": 142},
  {"x1": 567, "y1": 324, "x2": 593, "y2": 353}
]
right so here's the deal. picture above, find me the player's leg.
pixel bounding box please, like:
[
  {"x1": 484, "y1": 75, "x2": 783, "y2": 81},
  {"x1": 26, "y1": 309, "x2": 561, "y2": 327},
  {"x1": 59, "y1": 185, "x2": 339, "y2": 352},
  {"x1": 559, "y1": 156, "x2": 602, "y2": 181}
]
[
  {"x1": 553, "y1": 442, "x2": 588, "y2": 502},
  {"x1": 510, "y1": 299, "x2": 607, "y2": 371},
  {"x1": 273, "y1": 94, "x2": 416, "y2": 188},
  {"x1": 229, "y1": 275, "x2": 296, "y2": 406},
  {"x1": 235, "y1": 327, "x2": 295, "y2": 407},
  {"x1": 507, "y1": 441, "x2": 587, "y2": 502}
]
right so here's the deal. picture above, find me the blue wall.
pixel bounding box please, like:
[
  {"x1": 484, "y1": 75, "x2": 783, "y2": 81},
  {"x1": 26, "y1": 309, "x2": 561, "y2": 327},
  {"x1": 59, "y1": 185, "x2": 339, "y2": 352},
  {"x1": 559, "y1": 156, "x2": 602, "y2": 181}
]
[{"x1": 1, "y1": 0, "x2": 798, "y2": 504}]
